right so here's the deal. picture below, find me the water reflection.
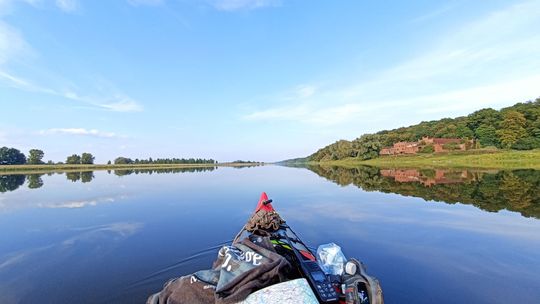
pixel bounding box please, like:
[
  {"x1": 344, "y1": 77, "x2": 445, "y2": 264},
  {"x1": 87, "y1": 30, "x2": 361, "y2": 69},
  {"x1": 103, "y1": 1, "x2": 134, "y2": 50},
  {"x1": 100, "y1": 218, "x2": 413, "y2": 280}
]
[
  {"x1": 0, "y1": 222, "x2": 143, "y2": 304},
  {"x1": 0, "y1": 175, "x2": 25, "y2": 193},
  {"x1": 66, "y1": 171, "x2": 82, "y2": 182},
  {"x1": 306, "y1": 165, "x2": 540, "y2": 219},
  {"x1": 0, "y1": 167, "x2": 220, "y2": 193},
  {"x1": 27, "y1": 174, "x2": 44, "y2": 189},
  {"x1": 113, "y1": 166, "x2": 217, "y2": 176}
]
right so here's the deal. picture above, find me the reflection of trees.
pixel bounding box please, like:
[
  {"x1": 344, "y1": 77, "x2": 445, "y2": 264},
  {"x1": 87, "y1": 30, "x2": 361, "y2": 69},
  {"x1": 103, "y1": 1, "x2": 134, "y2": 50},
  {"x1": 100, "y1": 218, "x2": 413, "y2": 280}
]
[
  {"x1": 0, "y1": 175, "x2": 26, "y2": 193},
  {"x1": 66, "y1": 172, "x2": 81, "y2": 182},
  {"x1": 306, "y1": 165, "x2": 540, "y2": 219},
  {"x1": 113, "y1": 167, "x2": 217, "y2": 176},
  {"x1": 81, "y1": 171, "x2": 94, "y2": 183},
  {"x1": 1, "y1": 167, "x2": 220, "y2": 192},
  {"x1": 231, "y1": 164, "x2": 263, "y2": 169},
  {"x1": 27, "y1": 174, "x2": 44, "y2": 189},
  {"x1": 499, "y1": 171, "x2": 535, "y2": 210},
  {"x1": 65, "y1": 171, "x2": 94, "y2": 183}
]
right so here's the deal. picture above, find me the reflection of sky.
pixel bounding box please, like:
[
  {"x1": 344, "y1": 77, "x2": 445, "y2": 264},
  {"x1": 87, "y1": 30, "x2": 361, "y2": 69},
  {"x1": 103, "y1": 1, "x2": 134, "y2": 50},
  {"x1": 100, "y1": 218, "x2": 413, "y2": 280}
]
[
  {"x1": 285, "y1": 194, "x2": 540, "y2": 241},
  {"x1": 0, "y1": 222, "x2": 143, "y2": 304},
  {"x1": 0, "y1": 166, "x2": 539, "y2": 303}
]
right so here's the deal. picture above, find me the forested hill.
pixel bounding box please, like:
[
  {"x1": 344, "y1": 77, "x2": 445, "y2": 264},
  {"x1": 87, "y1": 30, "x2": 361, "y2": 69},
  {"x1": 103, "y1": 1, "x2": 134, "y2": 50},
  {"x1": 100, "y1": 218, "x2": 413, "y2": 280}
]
[{"x1": 309, "y1": 98, "x2": 540, "y2": 162}]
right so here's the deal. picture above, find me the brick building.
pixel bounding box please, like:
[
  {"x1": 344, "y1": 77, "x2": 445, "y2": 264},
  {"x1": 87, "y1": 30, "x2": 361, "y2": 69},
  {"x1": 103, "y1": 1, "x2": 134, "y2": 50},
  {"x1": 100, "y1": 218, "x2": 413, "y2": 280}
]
[{"x1": 380, "y1": 137, "x2": 472, "y2": 156}]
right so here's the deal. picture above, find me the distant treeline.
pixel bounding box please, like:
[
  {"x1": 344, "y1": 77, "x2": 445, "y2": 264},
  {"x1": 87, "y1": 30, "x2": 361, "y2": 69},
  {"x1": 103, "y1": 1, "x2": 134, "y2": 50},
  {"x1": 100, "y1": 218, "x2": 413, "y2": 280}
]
[
  {"x1": 0, "y1": 147, "x2": 217, "y2": 166},
  {"x1": 276, "y1": 157, "x2": 309, "y2": 167},
  {"x1": 310, "y1": 98, "x2": 540, "y2": 161}
]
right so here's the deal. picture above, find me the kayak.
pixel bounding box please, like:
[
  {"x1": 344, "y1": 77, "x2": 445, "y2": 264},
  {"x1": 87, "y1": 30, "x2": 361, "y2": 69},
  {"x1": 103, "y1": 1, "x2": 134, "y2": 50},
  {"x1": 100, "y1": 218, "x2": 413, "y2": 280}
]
[
  {"x1": 148, "y1": 192, "x2": 383, "y2": 304},
  {"x1": 232, "y1": 192, "x2": 384, "y2": 304}
]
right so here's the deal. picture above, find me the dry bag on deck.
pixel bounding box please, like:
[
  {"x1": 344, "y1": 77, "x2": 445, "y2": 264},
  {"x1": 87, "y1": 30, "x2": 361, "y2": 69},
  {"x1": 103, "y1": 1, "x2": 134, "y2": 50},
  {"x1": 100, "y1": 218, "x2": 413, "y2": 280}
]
[{"x1": 146, "y1": 235, "x2": 290, "y2": 304}]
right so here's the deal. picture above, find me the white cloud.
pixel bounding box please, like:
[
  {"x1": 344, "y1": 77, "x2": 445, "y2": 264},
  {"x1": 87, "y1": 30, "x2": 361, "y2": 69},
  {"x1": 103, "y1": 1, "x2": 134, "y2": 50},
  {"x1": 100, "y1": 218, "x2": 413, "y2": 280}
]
[
  {"x1": 40, "y1": 196, "x2": 123, "y2": 209},
  {"x1": 211, "y1": 0, "x2": 280, "y2": 11},
  {"x1": 416, "y1": 75, "x2": 540, "y2": 115},
  {"x1": 97, "y1": 96, "x2": 144, "y2": 112},
  {"x1": 55, "y1": 0, "x2": 78, "y2": 12},
  {"x1": 39, "y1": 128, "x2": 121, "y2": 138},
  {"x1": 295, "y1": 85, "x2": 316, "y2": 99}
]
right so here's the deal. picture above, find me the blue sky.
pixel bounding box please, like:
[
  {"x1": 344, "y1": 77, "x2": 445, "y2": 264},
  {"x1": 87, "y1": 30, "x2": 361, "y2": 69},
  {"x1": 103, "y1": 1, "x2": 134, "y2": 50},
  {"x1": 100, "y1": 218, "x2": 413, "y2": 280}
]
[{"x1": 1, "y1": 0, "x2": 539, "y2": 162}]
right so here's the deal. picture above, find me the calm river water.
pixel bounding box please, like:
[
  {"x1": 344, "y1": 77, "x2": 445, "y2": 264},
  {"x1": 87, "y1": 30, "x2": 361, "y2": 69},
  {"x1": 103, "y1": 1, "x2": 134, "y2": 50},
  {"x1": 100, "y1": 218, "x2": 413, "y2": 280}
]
[{"x1": 1, "y1": 165, "x2": 539, "y2": 303}]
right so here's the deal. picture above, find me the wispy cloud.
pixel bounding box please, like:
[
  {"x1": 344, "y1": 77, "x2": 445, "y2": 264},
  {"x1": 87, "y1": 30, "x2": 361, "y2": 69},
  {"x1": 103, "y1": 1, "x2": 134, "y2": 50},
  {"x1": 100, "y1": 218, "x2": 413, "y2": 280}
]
[
  {"x1": 243, "y1": 0, "x2": 540, "y2": 128},
  {"x1": 0, "y1": 20, "x2": 31, "y2": 64},
  {"x1": 211, "y1": 0, "x2": 280, "y2": 11},
  {"x1": 62, "y1": 90, "x2": 144, "y2": 112},
  {"x1": 55, "y1": 0, "x2": 78, "y2": 12},
  {"x1": 244, "y1": 103, "x2": 372, "y2": 126},
  {"x1": 0, "y1": 71, "x2": 144, "y2": 112},
  {"x1": 39, "y1": 128, "x2": 122, "y2": 138}
]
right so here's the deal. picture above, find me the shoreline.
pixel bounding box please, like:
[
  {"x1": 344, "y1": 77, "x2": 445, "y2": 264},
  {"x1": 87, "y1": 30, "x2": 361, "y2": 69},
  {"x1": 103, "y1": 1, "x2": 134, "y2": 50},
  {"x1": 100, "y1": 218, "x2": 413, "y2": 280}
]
[
  {"x1": 309, "y1": 149, "x2": 540, "y2": 169},
  {"x1": 0, "y1": 163, "x2": 265, "y2": 175}
]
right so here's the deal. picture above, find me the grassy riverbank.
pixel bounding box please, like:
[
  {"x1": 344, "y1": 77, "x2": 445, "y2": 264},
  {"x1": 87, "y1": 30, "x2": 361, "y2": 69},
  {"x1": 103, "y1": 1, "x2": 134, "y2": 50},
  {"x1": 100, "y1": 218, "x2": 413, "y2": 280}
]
[
  {"x1": 314, "y1": 149, "x2": 540, "y2": 169},
  {"x1": 0, "y1": 162, "x2": 264, "y2": 175}
]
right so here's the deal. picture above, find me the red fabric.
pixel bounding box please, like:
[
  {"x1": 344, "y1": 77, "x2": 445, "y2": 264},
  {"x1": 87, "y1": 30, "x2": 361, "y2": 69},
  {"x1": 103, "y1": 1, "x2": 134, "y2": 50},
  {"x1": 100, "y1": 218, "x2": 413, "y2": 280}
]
[
  {"x1": 300, "y1": 250, "x2": 316, "y2": 261},
  {"x1": 254, "y1": 192, "x2": 275, "y2": 213}
]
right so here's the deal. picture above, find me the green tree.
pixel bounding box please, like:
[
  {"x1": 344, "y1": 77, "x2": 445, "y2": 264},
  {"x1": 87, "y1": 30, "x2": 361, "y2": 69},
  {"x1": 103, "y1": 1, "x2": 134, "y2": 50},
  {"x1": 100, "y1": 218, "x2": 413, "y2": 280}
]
[
  {"x1": 512, "y1": 137, "x2": 540, "y2": 150},
  {"x1": 27, "y1": 149, "x2": 45, "y2": 164},
  {"x1": 466, "y1": 108, "x2": 500, "y2": 133},
  {"x1": 496, "y1": 110, "x2": 527, "y2": 148},
  {"x1": 475, "y1": 124, "x2": 499, "y2": 147},
  {"x1": 66, "y1": 154, "x2": 81, "y2": 164},
  {"x1": 455, "y1": 123, "x2": 474, "y2": 138},
  {"x1": 0, "y1": 147, "x2": 26, "y2": 165},
  {"x1": 81, "y1": 153, "x2": 95, "y2": 164},
  {"x1": 114, "y1": 157, "x2": 133, "y2": 164},
  {"x1": 531, "y1": 118, "x2": 540, "y2": 139},
  {"x1": 352, "y1": 134, "x2": 382, "y2": 160}
]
